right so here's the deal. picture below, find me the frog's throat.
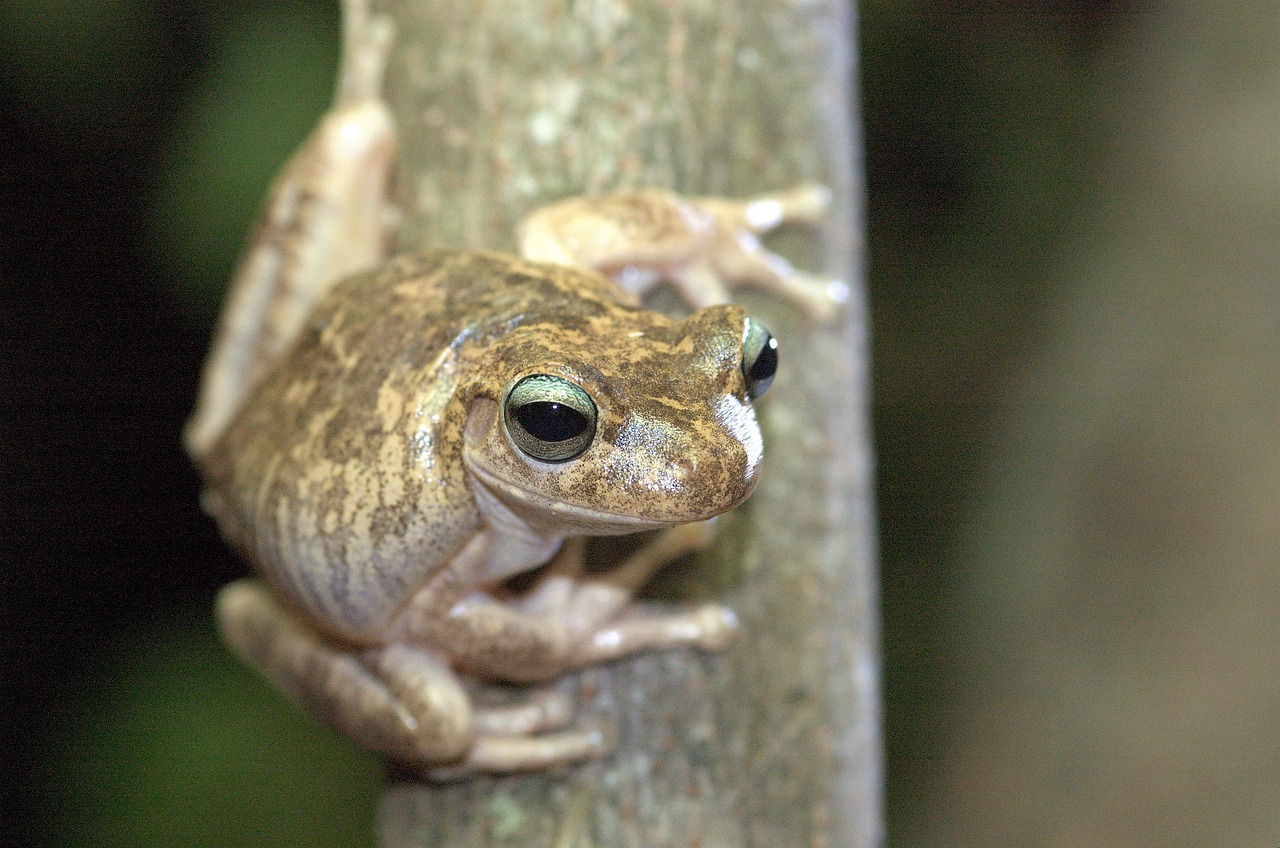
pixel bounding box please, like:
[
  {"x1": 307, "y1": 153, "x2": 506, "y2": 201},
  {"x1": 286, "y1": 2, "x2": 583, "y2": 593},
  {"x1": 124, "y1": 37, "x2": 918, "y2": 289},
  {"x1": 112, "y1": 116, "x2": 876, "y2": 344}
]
[{"x1": 465, "y1": 459, "x2": 674, "y2": 536}]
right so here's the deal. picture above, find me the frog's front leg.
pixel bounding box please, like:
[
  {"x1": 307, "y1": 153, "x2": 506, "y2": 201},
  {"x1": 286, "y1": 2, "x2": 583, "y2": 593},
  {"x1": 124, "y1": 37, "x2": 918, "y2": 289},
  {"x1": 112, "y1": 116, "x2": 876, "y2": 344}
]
[
  {"x1": 216, "y1": 580, "x2": 611, "y2": 771},
  {"x1": 185, "y1": 0, "x2": 397, "y2": 457},
  {"x1": 516, "y1": 183, "x2": 848, "y2": 321},
  {"x1": 399, "y1": 523, "x2": 737, "y2": 683}
]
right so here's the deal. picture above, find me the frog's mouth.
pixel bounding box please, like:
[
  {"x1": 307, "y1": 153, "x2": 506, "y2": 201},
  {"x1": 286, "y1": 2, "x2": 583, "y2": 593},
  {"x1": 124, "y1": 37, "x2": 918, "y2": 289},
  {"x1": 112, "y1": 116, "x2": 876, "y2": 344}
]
[{"x1": 465, "y1": 459, "x2": 675, "y2": 536}]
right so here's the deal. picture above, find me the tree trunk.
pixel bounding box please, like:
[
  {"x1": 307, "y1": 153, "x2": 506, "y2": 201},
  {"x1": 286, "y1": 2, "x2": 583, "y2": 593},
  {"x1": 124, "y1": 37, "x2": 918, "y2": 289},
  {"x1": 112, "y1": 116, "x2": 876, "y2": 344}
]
[{"x1": 370, "y1": 1, "x2": 879, "y2": 845}]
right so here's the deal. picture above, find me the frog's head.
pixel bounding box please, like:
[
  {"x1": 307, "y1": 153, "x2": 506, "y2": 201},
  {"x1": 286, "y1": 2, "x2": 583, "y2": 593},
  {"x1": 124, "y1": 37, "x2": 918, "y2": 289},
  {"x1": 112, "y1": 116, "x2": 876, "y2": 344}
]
[{"x1": 462, "y1": 303, "x2": 776, "y2": 535}]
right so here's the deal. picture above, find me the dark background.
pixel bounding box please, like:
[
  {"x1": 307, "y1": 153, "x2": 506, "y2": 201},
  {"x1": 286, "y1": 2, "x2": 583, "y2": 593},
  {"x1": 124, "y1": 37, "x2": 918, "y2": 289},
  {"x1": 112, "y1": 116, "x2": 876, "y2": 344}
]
[{"x1": 12, "y1": 1, "x2": 1266, "y2": 846}]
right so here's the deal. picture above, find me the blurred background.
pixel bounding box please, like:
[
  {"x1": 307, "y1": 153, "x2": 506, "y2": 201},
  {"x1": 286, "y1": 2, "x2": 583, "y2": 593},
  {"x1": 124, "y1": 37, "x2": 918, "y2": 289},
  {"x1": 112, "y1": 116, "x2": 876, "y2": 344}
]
[{"x1": 2, "y1": 0, "x2": 1277, "y2": 845}]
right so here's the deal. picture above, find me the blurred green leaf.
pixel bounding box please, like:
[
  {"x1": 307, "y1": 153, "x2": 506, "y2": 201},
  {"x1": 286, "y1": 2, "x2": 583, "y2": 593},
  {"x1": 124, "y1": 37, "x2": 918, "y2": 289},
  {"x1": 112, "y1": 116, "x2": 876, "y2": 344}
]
[
  {"x1": 148, "y1": 4, "x2": 339, "y2": 323},
  {"x1": 0, "y1": 0, "x2": 163, "y2": 123},
  {"x1": 52, "y1": 614, "x2": 379, "y2": 848}
]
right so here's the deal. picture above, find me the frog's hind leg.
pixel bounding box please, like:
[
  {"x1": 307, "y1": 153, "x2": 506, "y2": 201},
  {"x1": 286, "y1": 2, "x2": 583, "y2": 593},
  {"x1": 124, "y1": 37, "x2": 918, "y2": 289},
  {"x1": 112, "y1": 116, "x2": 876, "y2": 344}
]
[
  {"x1": 372, "y1": 645, "x2": 610, "y2": 773},
  {"x1": 184, "y1": 0, "x2": 397, "y2": 459},
  {"x1": 217, "y1": 580, "x2": 608, "y2": 771},
  {"x1": 216, "y1": 580, "x2": 474, "y2": 764}
]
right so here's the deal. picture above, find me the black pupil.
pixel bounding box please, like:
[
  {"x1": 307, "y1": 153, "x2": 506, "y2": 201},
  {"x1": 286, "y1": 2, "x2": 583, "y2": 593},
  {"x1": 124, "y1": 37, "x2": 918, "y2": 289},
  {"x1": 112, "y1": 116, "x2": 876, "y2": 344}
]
[
  {"x1": 748, "y1": 336, "x2": 778, "y2": 382},
  {"x1": 515, "y1": 401, "x2": 589, "y2": 442}
]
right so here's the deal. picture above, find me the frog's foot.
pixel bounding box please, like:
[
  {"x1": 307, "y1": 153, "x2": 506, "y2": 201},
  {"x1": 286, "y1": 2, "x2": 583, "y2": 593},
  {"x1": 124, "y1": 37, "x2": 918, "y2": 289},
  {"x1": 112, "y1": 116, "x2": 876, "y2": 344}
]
[
  {"x1": 370, "y1": 653, "x2": 613, "y2": 773},
  {"x1": 472, "y1": 689, "x2": 573, "y2": 735},
  {"x1": 216, "y1": 579, "x2": 607, "y2": 771}
]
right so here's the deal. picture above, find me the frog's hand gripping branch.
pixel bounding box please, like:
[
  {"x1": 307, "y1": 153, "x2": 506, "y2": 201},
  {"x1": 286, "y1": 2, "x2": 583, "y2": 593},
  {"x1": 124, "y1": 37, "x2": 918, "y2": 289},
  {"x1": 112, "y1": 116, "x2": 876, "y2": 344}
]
[
  {"x1": 184, "y1": 0, "x2": 397, "y2": 459},
  {"x1": 517, "y1": 184, "x2": 849, "y2": 321},
  {"x1": 401, "y1": 523, "x2": 738, "y2": 688}
]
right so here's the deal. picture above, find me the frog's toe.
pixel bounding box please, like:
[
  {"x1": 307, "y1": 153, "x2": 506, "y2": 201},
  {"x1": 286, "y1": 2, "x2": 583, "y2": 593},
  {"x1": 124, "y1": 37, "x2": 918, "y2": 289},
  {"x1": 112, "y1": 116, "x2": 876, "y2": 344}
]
[
  {"x1": 691, "y1": 603, "x2": 741, "y2": 652},
  {"x1": 473, "y1": 689, "x2": 575, "y2": 735},
  {"x1": 428, "y1": 721, "x2": 616, "y2": 778},
  {"x1": 788, "y1": 273, "x2": 850, "y2": 323}
]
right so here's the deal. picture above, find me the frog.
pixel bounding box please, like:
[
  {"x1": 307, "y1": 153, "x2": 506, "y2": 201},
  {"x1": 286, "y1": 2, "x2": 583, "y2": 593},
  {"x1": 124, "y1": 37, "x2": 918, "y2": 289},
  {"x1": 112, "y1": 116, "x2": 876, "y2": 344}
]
[{"x1": 185, "y1": 0, "x2": 841, "y2": 774}]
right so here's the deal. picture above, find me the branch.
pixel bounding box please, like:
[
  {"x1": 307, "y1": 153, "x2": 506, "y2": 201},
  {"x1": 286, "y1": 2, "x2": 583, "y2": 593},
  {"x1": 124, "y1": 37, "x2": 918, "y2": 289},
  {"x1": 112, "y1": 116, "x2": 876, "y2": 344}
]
[{"x1": 369, "y1": 1, "x2": 879, "y2": 845}]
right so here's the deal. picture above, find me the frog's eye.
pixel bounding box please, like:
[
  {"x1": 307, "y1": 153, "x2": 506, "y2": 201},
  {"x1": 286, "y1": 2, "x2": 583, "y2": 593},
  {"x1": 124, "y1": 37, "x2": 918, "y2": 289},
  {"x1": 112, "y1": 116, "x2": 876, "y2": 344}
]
[
  {"x1": 742, "y1": 318, "x2": 778, "y2": 400},
  {"x1": 503, "y1": 375, "x2": 598, "y2": 462}
]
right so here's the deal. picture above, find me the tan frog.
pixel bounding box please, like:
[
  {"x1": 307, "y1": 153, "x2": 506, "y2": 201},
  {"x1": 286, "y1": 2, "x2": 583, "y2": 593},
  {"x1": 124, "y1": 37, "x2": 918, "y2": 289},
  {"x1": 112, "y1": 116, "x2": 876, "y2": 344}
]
[{"x1": 186, "y1": 1, "x2": 839, "y2": 773}]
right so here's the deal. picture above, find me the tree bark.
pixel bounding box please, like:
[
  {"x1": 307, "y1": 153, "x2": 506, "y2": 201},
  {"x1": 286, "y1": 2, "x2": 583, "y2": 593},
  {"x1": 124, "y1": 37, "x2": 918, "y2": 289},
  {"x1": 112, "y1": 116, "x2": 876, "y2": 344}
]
[{"x1": 370, "y1": 1, "x2": 879, "y2": 845}]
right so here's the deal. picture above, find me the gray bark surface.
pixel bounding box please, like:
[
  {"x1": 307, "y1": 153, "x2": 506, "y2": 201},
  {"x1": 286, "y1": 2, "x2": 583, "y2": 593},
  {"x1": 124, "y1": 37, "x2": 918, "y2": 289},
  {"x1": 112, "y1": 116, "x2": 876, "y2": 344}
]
[{"x1": 370, "y1": 2, "x2": 879, "y2": 845}]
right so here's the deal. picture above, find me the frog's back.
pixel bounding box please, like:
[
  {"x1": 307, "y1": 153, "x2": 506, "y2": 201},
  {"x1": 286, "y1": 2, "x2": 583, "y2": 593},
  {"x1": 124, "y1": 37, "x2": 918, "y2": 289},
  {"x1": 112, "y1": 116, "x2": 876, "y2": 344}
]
[{"x1": 318, "y1": 249, "x2": 633, "y2": 352}]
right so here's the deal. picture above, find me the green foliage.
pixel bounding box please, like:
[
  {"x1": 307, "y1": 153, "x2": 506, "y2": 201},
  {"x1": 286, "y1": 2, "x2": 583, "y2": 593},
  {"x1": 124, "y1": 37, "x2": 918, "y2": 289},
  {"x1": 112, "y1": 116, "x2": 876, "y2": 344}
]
[
  {"x1": 29, "y1": 7, "x2": 384, "y2": 844},
  {"x1": 148, "y1": 4, "x2": 340, "y2": 322},
  {"x1": 52, "y1": 615, "x2": 380, "y2": 848},
  {"x1": 0, "y1": 0, "x2": 163, "y2": 124}
]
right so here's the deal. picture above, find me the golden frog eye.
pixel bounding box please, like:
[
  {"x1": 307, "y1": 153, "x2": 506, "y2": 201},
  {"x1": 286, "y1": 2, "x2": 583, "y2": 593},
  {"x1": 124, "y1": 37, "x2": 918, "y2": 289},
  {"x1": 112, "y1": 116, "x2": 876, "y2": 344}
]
[
  {"x1": 503, "y1": 375, "x2": 597, "y2": 462},
  {"x1": 742, "y1": 318, "x2": 778, "y2": 400}
]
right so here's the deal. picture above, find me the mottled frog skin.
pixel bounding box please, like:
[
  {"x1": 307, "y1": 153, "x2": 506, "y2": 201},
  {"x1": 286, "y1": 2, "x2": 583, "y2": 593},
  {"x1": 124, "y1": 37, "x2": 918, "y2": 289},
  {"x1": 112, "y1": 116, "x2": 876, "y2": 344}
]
[
  {"x1": 188, "y1": 0, "x2": 837, "y2": 774},
  {"x1": 201, "y1": 250, "x2": 762, "y2": 642}
]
